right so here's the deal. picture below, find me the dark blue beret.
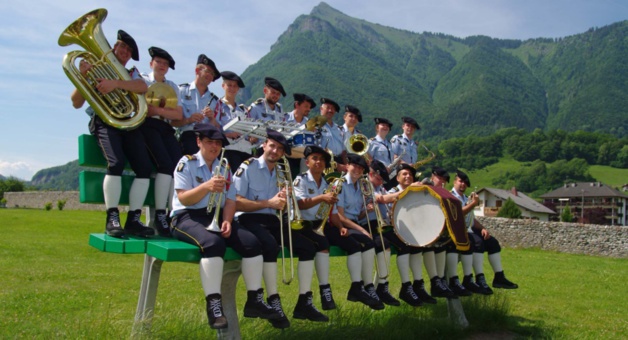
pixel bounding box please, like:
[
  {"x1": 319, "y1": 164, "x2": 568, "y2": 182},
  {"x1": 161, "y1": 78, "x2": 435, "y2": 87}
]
[
  {"x1": 293, "y1": 93, "x2": 316, "y2": 108},
  {"x1": 117, "y1": 30, "x2": 139, "y2": 61},
  {"x1": 320, "y1": 98, "x2": 340, "y2": 112},
  {"x1": 197, "y1": 54, "x2": 220, "y2": 81},
  {"x1": 266, "y1": 128, "x2": 291, "y2": 156},
  {"x1": 193, "y1": 123, "x2": 229, "y2": 147},
  {"x1": 346, "y1": 153, "x2": 368, "y2": 174},
  {"x1": 374, "y1": 117, "x2": 393, "y2": 128},
  {"x1": 369, "y1": 159, "x2": 389, "y2": 184},
  {"x1": 344, "y1": 105, "x2": 362, "y2": 123},
  {"x1": 402, "y1": 116, "x2": 420, "y2": 130},
  {"x1": 148, "y1": 46, "x2": 175, "y2": 70},
  {"x1": 264, "y1": 77, "x2": 286, "y2": 96}
]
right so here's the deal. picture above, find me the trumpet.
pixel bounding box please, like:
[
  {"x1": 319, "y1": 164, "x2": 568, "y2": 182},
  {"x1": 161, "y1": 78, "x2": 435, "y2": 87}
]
[
  {"x1": 206, "y1": 148, "x2": 231, "y2": 232},
  {"x1": 359, "y1": 174, "x2": 389, "y2": 280},
  {"x1": 276, "y1": 156, "x2": 310, "y2": 284},
  {"x1": 313, "y1": 173, "x2": 346, "y2": 236}
]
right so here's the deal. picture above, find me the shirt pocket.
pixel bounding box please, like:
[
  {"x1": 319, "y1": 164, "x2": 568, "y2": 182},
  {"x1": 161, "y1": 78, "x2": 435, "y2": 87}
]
[{"x1": 249, "y1": 178, "x2": 271, "y2": 200}]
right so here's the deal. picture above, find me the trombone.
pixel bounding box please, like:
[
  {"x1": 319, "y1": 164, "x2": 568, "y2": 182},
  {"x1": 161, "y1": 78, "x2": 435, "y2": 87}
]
[
  {"x1": 359, "y1": 174, "x2": 389, "y2": 280},
  {"x1": 275, "y1": 156, "x2": 310, "y2": 284},
  {"x1": 206, "y1": 148, "x2": 230, "y2": 232}
]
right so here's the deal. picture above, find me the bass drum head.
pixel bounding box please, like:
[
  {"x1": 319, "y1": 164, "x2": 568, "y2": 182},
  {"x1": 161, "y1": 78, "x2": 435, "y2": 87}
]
[{"x1": 393, "y1": 188, "x2": 446, "y2": 247}]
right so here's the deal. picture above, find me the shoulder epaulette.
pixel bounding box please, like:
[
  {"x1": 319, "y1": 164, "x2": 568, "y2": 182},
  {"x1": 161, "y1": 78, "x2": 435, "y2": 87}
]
[
  {"x1": 242, "y1": 157, "x2": 254, "y2": 166},
  {"x1": 238, "y1": 104, "x2": 245, "y2": 110},
  {"x1": 390, "y1": 187, "x2": 400, "y2": 193},
  {"x1": 185, "y1": 155, "x2": 197, "y2": 160},
  {"x1": 253, "y1": 98, "x2": 264, "y2": 105},
  {"x1": 178, "y1": 83, "x2": 190, "y2": 87},
  {"x1": 369, "y1": 137, "x2": 375, "y2": 141},
  {"x1": 276, "y1": 102, "x2": 282, "y2": 108},
  {"x1": 299, "y1": 172, "x2": 308, "y2": 178}
]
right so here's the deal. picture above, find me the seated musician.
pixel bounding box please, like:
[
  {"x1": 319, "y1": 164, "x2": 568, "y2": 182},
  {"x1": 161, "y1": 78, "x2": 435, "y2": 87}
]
[
  {"x1": 170, "y1": 123, "x2": 279, "y2": 329},
  {"x1": 328, "y1": 153, "x2": 384, "y2": 310},
  {"x1": 233, "y1": 128, "x2": 330, "y2": 328},
  {"x1": 451, "y1": 170, "x2": 519, "y2": 293},
  {"x1": 388, "y1": 164, "x2": 456, "y2": 300},
  {"x1": 292, "y1": 145, "x2": 345, "y2": 319}
]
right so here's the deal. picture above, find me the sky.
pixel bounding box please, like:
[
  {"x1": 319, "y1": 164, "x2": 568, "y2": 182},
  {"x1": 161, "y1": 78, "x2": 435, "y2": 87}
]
[{"x1": 1, "y1": 0, "x2": 626, "y2": 181}]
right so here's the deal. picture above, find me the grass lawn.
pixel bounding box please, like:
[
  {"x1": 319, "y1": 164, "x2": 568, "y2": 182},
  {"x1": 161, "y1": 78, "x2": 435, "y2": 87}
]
[{"x1": 0, "y1": 209, "x2": 626, "y2": 339}]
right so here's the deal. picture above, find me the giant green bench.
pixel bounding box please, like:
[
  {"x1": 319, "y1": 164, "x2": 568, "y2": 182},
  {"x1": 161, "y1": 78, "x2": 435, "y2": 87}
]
[{"x1": 79, "y1": 133, "x2": 468, "y2": 339}]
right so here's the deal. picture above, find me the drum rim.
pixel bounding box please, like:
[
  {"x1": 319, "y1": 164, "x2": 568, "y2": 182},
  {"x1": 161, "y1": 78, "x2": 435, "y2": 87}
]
[{"x1": 391, "y1": 185, "x2": 449, "y2": 247}]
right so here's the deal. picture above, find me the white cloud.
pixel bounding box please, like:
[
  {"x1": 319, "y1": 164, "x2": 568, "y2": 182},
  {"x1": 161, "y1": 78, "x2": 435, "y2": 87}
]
[{"x1": 0, "y1": 160, "x2": 39, "y2": 181}]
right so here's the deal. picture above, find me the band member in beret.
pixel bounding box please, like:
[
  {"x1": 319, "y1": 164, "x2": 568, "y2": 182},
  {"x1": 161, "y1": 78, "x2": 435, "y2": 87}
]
[
  {"x1": 214, "y1": 71, "x2": 251, "y2": 171},
  {"x1": 329, "y1": 153, "x2": 384, "y2": 310},
  {"x1": 170, "y1": 123, "x2": 280, "y2": 329},
  {"x1": 70, "y1": 29, "x2": 154, "y2": 238},
  {"x1": 140, "y1": 46, "x2": 184, "y2": 236},
  {"x1": 367, "y1": 117, "x2": 395, "y2": 189},
  {"x1": 248, "y1": 77, "x2": 286, "y2": 122},
  {"x1": 451, "y1": 170, "x2": 518, "y2": 294},
  {"x1": 285, "y1": 93, "x2": 315, "y2": 125},
  {"x1": 317, "y1": 97, "x2": 348, "y2": 172},
  {"x1": 174, "y1": 54, "x2": 221, "y2": 155},
  {"x1": 387, "y1": 164, "x2": 456, "y2": 302},
  {"x1": 234, "y1": 128, "x2": 329, "y2": 328},
  {"x1": 341, "y1": 105, "x2": 363, "y2": 146},
  {"x1": 391, "y1": 116, "x2": 420, "y2": 165}
]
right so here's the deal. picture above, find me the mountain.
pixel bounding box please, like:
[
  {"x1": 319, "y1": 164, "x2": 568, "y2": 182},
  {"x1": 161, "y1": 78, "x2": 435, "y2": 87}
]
[
  {"x1": 238, "y1": 2, "x2": 628, "y2": 140},
  {"x1": 30, "y1": 160, "x2": 82, "y2": 190}
]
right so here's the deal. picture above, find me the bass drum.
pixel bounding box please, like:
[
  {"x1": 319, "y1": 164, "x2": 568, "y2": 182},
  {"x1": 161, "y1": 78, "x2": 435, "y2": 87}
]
[
  {"x1": 288, "y1": 132, "x2": 317, "y2": 159},
  {"x1": 392, "y1": 185, "x2": 470, "y2": 250}
]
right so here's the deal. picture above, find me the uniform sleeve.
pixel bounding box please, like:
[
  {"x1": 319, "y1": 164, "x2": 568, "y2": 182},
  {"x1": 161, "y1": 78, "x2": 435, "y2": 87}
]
[
  {"x1": 233, "y1": 163, "x2": 250, "y2": 197},
  {"x1": 337, "y1": 181, "x2": 347, "y2": 210},
  {"x1": 390, "y1": 137, "x2": 400, "y2": 156},
  {"x1": 293, "y1": 175, "x2": 307, "y2": 200},
  {"x1": 173, "y1": 157, "x2": 194, "y2": 191},
  {"x1": 248, "y1": 104, "x2": 261, "y2": 120},
  {"x1": 225, "y1": 182, "x2": 236, "y2": 201}
]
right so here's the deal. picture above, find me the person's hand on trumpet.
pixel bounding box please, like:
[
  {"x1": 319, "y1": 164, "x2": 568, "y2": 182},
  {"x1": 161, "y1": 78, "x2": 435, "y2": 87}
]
[{"x1": 204, "y1": 175, "x2": 227, "y2": 193}]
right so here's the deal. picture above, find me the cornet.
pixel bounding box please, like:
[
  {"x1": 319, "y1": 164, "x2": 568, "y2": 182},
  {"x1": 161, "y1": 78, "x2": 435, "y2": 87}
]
[
  {"x1": 359, "y1": 175, "x2": 389, "y2": 280},
  {"x1": 313, "y1": 173, "x2": 346, "y2": 236},
  {"x1": 206, "y1": 148, "x2": 230, "y2": 232}
]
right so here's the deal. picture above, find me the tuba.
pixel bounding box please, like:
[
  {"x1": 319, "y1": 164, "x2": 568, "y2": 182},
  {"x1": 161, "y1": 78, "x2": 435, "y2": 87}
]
[{"x1": 59, "y1": 9, "x2": 147, "y2": 130}]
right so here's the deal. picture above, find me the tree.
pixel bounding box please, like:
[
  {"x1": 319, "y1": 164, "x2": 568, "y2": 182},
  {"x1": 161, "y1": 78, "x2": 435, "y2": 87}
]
[
  {"x1": 497, "y1": 198, "x2": 522, "y2": 218},
  {"x1": 561, "y1": 204, "x2": 574, "y2": 222}
]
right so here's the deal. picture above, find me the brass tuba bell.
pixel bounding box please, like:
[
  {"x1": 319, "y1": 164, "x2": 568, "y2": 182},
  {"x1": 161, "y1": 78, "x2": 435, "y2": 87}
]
[
  {"x1": 345, "y1": 133, "x2": 369, "y2": 156},
  {"x1": 59, "y1": 9, "x2": 147, "y2": 130}
]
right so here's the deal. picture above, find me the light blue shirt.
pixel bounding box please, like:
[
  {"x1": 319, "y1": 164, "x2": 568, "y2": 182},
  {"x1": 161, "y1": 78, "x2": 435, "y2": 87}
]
[
  {"x1": 450, "y1": 189, "x2": 474, "y2": 230},
  {"x1": 367, "y1": 135, "x2": 393, "y2": 166},
  {"x1": 337, "y1": 173, "x2": 363, "y2": 221},
  {"x1": 215, "y1": 98, "x2": 246, "y2": 128},
  {"x1": 178, "y1": 81, "x2": 220, "y2": 132},
  {"x1": 390, "y1": 133, "x2": 418, "y2": 164},
  {"x1": 233, "y1": 156, "x2": 280, "y2": 216},
  {"x1": 341, "y1": 124, "x2": 361, "y2": 146},
  {"x1": 248, "y1": 99, "x2": 283, "y2": 122},
  {"x1": 319, "y1": 122, "x2": 345, "y2": 156},
  {"x1": 285, "y1": 110, "x2": 309, "y2": 125},
  {"x1": 171, "y1": 152, "x2": 236, "y2": 216},
  {"x1": 293, "y1": 170, "x2": 338, "y2": 221}
]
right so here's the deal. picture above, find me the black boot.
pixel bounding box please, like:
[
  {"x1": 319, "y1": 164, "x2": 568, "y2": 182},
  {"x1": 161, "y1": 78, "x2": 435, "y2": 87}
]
[
  {"x1": 205, "y1": 293, "x2": 228, "y2": 329},
  {"x1": 462, "y1": 274, "x2": 483, "y2": 294},
  {"x1": 364, "y1": 283, "x2": 385, "y2": 310},
  {"x1": 493, "y1": 271, "x2": 519, "y2": 289},
  {"x1": 154, "y1": 209, "x2": 171, "y2": 237},
  {"x1": 105, "y1": 208, "x2": 124, "y2": 238},
  {"x1": 124, "y1": 209, "x2": 155, "y2": 237},
  {"x1": 267, "y1": 294, "x2": 290, "y2": 329},
  {"x1": 376, "y1": 282, "x2": 401, "y2": 306},
  {"x1": 293, "y1": 292, "x2": 329, "y2": 322},
  {"x1": 449, "y1": 276, "x2": 472, "y2": 297},
  {"x1": 347, "y1": 281, "x2": 382, "y2": 309},
  {"x1": 475, "y1": 273, "x2": 494, "y2": 295},
  {"x1": 413, "y1": 279, "x2": 437, "y2": 304},
  {"x1": 243, "y1": 289, "x2": 281, "y2": 319},
  {"x1": 319, "y1": 284, "x2": 337, "y2": 310},
  {"x1": 430, "y1": 276, "x2": 456, "y2": 298},
  {"x1": 399, "y1": 281, "x2": 423, "y2": 307}
]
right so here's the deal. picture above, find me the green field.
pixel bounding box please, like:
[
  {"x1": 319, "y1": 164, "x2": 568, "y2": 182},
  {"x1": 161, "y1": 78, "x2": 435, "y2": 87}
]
[{"x1": 1, "y1": 209, "x2": 626, "y2": 339}]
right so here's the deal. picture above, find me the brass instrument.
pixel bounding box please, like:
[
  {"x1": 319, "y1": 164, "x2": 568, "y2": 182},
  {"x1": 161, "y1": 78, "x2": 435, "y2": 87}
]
[
  {"x1": 276, "y1": 156, "x2": 310, "y2": 284},
  {"x1": 146, "y1": 82, "x2": 178, "y2": 109},
  {"x1": 413, "y1": 144, "x2": 437, "y2": 178},
  {"x1": 304, "y1": 115, "x2": 328, "y2": 132},
  {"x1": 359, "y1": 175, "x2": 389, "y2": 280},
  {"x1": 345, "y1": 133, "x2": 369, "y2": 156},
  {"x1": 313, "y1": 173, "x2": 346, "y2": 236},
  {"x1": 206, "y1": 149, "x2": 231, "y2": 232},
  {"x1": 387, "y1": 148, "x2": 406, "y2": 180},
  {"x1": 59, "y1": 9, "x2": 147, "y2": 130}
]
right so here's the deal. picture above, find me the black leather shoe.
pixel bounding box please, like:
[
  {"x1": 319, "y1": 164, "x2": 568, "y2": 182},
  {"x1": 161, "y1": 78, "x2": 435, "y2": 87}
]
[
  {"x1": 105, "y1": 208, "x2": 125, "y2": 238},
  {"x1": 293, "y1": 292, "x2": 329, "y2": 322},
  {"x1": 243, "y1": 289, "x2": 281, "y2": 319},
  {"x1": 399, "y1": 281, "x2": 423, "y2": 307},
  {"x1": 124, "y1": 209, "x2": 155, "y2": 237},
  {"x1": 376, "y1": 282, "x2": 401, "y2": 306},
  {"x1": 347, "y1": 281, "x2": 382, "y2": 309},
  {"x1": 413, "y1": 279, "x2": 437, "y2": 304},
  {"x1": 449, "y1": 276, "x2": 472, "y2": 296},
  {"x1": 154, "y1": 209, "x2": 171, "y2": 237},
  {"x1": 319, "y1": 284, "x2": 337, "y2": 310},
  {"x1": 364, "y1": 283, "x2": 385, "y2": 310},
  {"x1": 430, "y1": 277, "x2": 456, "y2": 298},
  {"x1": 462, "y1": 274, "x2": 483, "y2": 294},
  {"x1": 493, "y1": 271, "x2": 519, "y2": 289},
  {"x1": 267, "y1": 294, "x2": 290, "y2": 329},
  {"x1": 206, "y1": 294, "x2": 228, "y2": 329},
  {"x1": 475, "y1": 273, "x2": 494, "y2": 295}
]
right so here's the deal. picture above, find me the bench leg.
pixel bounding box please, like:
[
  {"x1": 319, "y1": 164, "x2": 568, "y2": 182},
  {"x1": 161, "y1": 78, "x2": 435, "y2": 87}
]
[
  {"x1": 132, "y1": 254, "x2": 163, "y2": 336},
  {"x1": 216, "y1": 260, "x2": 242, "y2": 340},
  {"x1": 446, "y1": 297, "x2": 469, "y2": 328}
]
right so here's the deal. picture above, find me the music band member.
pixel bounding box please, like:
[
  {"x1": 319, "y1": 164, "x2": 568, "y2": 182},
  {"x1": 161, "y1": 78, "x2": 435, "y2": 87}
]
[
  {"x1": 451, "y1": 170, "x2": 518, "y2": 292},
  {"x1": 234, "y1": 128, "x2": 328, "y2": 328},
  {"x1": 140, "y1": 46, "x2": 183, "y2": 236},
  {"x1": 292, "y1": 145, "x2": 344, "y2": 320},
  {"x1": 215, "y1": 71, "x2": 250, "y2": 171},
  {"x1": 175, "y1": 54, "x2": 221, "y2": 155},
  {"x1": 389, "y1": 164, "x2": 457, "y2": 300},
  {"x1": 285, "y1": 93, "x2": 315, "y2": 125},
  {"x1": 317, "y1": 97, "x2": 348, "y2": 172},
  {"x1": 330, "y1": 153, "x2": 384, "y2": 310},
  {"x1": 247, "y1": 77, "x2": 285, "y2": 122},
  {"x1": 340, "y1": 105, "x2": 362, "y2": 146},
  {"x1": 70, "y1": 29, "x2": 154, "y2": 238},
  {"x1": 367, "y1": 117, "x2": 395, "y2": 189},
  {"x1": 390, "y1": 116, "x2": 420, "y2": 164},
  {"x1": 170, "y1": 123, "x2": 280, "y2": 329}
]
